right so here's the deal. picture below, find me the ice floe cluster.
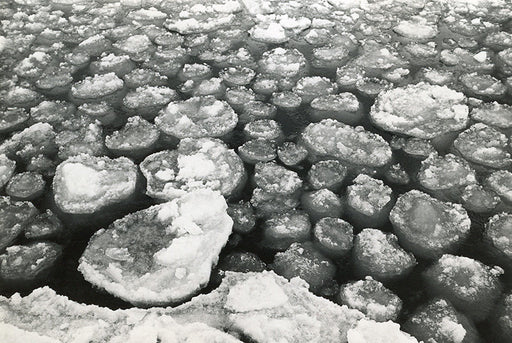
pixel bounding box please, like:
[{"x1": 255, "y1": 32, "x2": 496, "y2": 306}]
[{"x1": 0, "y1": 0, "x2": 512, "y2": 342}]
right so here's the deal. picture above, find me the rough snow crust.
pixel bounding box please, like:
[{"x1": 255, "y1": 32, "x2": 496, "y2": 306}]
[
  {"x1": 78, "y1": 189, "x2": 232, "y2": 306},
  {"x1": 0, "y1": 271, "x2": 414, "y2": 343},
  {"x1": 52, "y1": 154, "x2": 137, "y2": 214}
]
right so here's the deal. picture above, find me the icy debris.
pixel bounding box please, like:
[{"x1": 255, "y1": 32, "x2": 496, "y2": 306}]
[
  {"x1": 453, "y1": 123, "x2": 512, "y2": 170},
  {"x1": 164, "y1": 12, "x2": 235, "y2": 35},
  {"x1": 77, "y1": 102, "x2": 116, "y2": 126},
  {"x1": 254, "y1": 161, "x2": 302, "y2": 195},
  {"x1": 390, "y1": 190, "x2": 471, "y2": 259},
  {"x1": 347, "y1": 319, "x2": 418, "y2": 343},
  {"x1": 308, "y1": 160, "x2": 347, "y2": 191},
  {"x1": 105, "y1": 116, "x2": 159, "y2": 158},
  {"x1": 78, "y1": 189, "x2": 232, "y2": 306},
  {"x1": 250, "y1": 187, "x2": 299, "y2": 217},
  {"x1": 339, "y1": 277, "x2": 402, "y2": 322},
  {"x1": 370, "y1": 82, "x2": 469, "y2": 139},
  {"x1": 353, "y1": 228, "x2": 416, "y2": 282},
  {"x1": 384, "y1": 163, "x2": 410, "y2": 185},
  {"x1": 0, "y1": 287, "x2": 241, "y2": 343},
  {"x1": 483, "y1": 31, "x2": 512, "y2": 51},
  {"x1": 71, "y1": 72, "x2": 124, "y2": 100},
  {"x1": 260, "y1": 210, "x2": 311, "y2": 251},
  {"x1": 301, "y1": 119, "x2": 392, "y2": 169},
  {"x1": 89, "y1": 53, "x2": 135, "y2": 77},
  {"x1": 391, "y1": 136, "x2": 436, "y2": 160},
  {"x1": 0, "y1": 154, "x2": 16, "y2": 189},
  {"x1": 471, "y1": 102, "x2": 512, "y2": 129},
  {"x1": 271, "y1": 91, "x2": 302, "y2": 110},
  {"x1": 440, "y1": 48, "x2": 494, "y2": 73},
  {"x1": 423, "y1": 254, "x2": 503, "y2": 321},
  {"x1": 52, "y1": 154, "x2": 137, "y2": 214},
  {"x1": 354, "y1": 43, "x2": 408, "y2": 76},
  {"x1": 258, "y1": 47, "x2": 308, "y2": 80},
  {"x1": 404, "y1": 298, "x2": 480, "y2": 343},
  {"x1": 0, "y1": 196, "x2": 38, "y2": 253},
  {"x1": 141, "y1": 138, "x2": 245, "y2": 200},
  {"x1": 0, "y1": 242, "x2": 62, "y2": 287},
  {"x1": 76, "y1": 34, "x2": 112, "y2": 57},
  {"x1": 13, "y1": 51, "x2": 52, "y2": 79},
  {"x1": 155, "y1": 96, "x2": 237, "y2": 139},
  {"x1": 485, "y1": 213, "x2": 512, "y2": 262},
  {"x1": 224, "y1": 86, "x2": 256, "y2": 110}
]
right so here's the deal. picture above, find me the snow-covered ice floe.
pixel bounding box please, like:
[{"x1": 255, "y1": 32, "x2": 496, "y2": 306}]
[
  {"x1": 53, "y1": 154, "x2": 138, "y2": 214},
  {"x1": 78, "y1": 189, "x2": 232, "y2": 306}
]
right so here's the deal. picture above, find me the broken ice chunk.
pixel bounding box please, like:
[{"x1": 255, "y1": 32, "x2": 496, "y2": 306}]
[
  {"x1": 497, "y1": 48, "x2": 512, "y2": 76},
  {"x1": 459, "y1": 72, "x2": 507, "y2": 100},
  {"x1": 24, "y1": 210, "x2": 65, "y2": 242},
  {"x1": 485, "y1": 170, "x2": 512, "y2": 208},
  {"x1": 78, "y1": 189, "x2": 232, "y2": 306},
  {"x1": 338, "y1": 277, "x2": 402, "y2": 322},
  {"x1": 218, "y1": 251, "x2": 266, "y2": 273},
  {"x1": 123, "y1": 68, "x2": 168, "y2": 89},
  {"x1": 70, "y1": 72, "x2": 125, "y2": 101},
  {"x1": 470, "y1": 102, "x2": 512, "y2": 130},
  {"x1": 52, "y1": 154, "x2": 137, "y2": 214},
  {"x1": 460, "y1": 183, "x2": 500, "y2": 214},
  {"x1": 227, "y1": 202, "x2": 256, "y2": 235},
  {"x1": 89, "y1": 53, "x2": 135, "y2": 77},
  {"x1": 243, "y1": 119, "x2": 283, "y2": 142},
  {"x1": 353, "y1": 228, "x2": 416, "y2": 282},
  {"x1": 390, "y1": 190, "x2": 471, "y2": 259},
  {"x1": 258, "y1": 48, "x2": 308, "y2": 80},
  {"x1": 423, "y1": 254, "x2": 503, "y2": 321}
]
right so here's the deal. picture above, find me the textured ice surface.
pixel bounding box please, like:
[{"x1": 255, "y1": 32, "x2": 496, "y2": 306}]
[
  {"x1": 370, "y1": 83, "x2": 469, "y2": 139},
  {"x1": 78, "y1": 189, "x2": 232, "y2": 306},
  {"x1": 53, "y1": 154, "x2": 137, "y2": 214}
]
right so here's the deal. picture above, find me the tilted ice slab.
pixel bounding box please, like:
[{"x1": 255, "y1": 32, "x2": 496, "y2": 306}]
[
  {"x1": 52, "y1": 154, "x2": 137, "y2": 214},
  {"x1": 78, "y1": 189, "x2": 233, "y2": 306},
  {"x1": 370, "y1": 82, "x2": 469, "y2": 139},
  {"x1": 0, "y1": 271, "x2": 418, "y2": 343}
]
